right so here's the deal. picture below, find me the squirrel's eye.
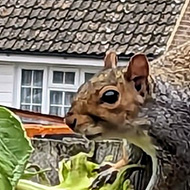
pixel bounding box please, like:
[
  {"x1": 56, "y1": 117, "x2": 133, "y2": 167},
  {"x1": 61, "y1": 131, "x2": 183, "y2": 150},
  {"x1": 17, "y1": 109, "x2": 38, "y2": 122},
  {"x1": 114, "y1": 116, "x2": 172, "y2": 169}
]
[{"x1": 100, "y1": 90, "x2": 119, "y2": 104}]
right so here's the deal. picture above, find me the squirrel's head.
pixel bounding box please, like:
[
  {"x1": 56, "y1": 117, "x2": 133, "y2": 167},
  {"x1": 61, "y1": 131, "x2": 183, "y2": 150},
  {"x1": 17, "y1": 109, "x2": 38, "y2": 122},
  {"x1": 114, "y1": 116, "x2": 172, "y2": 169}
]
[{"x1": 65, "y1": 51, "x2": 152, "y2": 140}]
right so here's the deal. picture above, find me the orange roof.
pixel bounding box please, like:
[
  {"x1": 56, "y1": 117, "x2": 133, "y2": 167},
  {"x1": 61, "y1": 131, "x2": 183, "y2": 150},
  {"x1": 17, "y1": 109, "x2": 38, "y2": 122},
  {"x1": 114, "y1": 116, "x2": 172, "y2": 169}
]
[
  {"x1": 24, "y1": 123, "x2": 73, "y2": 138},
  {"x1": 1, "y1": 105, "x2": 74, "y2": 138}
]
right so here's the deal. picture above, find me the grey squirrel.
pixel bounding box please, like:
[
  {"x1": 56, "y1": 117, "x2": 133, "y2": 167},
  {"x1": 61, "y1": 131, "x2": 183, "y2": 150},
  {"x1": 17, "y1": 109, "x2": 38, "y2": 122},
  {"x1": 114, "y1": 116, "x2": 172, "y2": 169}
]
[{"x1": 65, "y1": 45, "x2": 190, "y2": 190}]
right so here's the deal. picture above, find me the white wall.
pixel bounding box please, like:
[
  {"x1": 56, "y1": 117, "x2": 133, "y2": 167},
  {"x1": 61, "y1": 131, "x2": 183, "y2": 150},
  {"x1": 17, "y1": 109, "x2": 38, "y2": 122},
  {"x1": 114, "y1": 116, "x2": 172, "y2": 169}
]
[
  {"x1": 0, "y1": 63, "x2": 14, "y2": 106},
  {"x1": 0, "y1": 53, "x2": 127, "y2": 110}
]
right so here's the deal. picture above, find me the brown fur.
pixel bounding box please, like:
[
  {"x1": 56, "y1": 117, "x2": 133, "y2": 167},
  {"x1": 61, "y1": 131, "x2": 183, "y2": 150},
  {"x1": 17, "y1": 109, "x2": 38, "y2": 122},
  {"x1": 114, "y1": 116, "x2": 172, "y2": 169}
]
[{"x1": 65, "y1": 51, "x2": 150, "y2": 140}]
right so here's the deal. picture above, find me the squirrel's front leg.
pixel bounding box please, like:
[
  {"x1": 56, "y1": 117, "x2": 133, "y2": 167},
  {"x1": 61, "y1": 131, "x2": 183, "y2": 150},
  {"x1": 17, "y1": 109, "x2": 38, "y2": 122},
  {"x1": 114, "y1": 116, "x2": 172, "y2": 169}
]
[{"x1": 90, "y1": 140, "x2": 130, "y2": 189}]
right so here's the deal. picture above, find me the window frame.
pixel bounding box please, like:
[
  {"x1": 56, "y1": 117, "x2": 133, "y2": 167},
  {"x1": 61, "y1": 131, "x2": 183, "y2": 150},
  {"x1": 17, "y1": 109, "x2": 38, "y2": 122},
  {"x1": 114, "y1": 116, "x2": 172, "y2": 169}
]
[
  {"x1": 16, "y1": 65, "x2": 100, "y2": 116},
  {"x1": 80, "y1": 68, "x2": 100, "y2": 84},
  {"x1": 16, "y1": 65, "x2": 48, "y2": 114},
  {"x1": 49, "y1": 67, "x2": 79, "y2": 89},
  {"x1": 47, "y1": 88, "x2": 77, "y2": 116}
]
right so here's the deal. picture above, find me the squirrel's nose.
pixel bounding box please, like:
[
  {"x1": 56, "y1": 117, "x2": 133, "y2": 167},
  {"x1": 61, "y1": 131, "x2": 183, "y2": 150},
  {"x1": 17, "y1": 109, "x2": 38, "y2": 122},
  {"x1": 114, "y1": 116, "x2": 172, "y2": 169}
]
[{"x1": 65, "y1": 112, "x2": 77, "y2": 130}]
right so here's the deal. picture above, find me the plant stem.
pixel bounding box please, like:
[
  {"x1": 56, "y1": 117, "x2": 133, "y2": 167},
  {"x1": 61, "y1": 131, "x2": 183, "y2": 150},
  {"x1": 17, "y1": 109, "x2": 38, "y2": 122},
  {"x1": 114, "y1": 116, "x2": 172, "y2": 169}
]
[{"x1": 16, "y1": 179, "x2": 50, "y2": 190}]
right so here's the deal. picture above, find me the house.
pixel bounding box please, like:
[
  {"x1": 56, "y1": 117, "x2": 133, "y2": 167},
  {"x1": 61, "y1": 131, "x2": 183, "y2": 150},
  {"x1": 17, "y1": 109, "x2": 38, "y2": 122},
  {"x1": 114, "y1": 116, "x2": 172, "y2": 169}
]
[{"x1": 0, "y1": 0, "x2": 189, "y2": 116}]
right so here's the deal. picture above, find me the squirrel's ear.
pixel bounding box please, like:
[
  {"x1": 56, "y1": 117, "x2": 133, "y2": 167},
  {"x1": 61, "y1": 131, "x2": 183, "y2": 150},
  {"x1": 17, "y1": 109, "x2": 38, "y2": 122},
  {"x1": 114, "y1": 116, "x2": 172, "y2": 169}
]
[
  {"x1": 104, "y1": 50, "x2": 118, "y2": 69},
  {"x1": 125, "y1": 54, "x2": 149, "y2": 81},
  {"x1": 125, "y1": 54, "x2": 149, "y2": 97}
]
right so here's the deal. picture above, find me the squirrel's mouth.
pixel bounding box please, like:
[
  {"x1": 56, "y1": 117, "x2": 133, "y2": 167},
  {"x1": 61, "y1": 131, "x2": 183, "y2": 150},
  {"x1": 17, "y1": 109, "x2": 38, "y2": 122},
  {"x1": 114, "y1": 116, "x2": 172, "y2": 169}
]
[{"x1": 86, "y1": 133, "x2": 102, "y2": 140}]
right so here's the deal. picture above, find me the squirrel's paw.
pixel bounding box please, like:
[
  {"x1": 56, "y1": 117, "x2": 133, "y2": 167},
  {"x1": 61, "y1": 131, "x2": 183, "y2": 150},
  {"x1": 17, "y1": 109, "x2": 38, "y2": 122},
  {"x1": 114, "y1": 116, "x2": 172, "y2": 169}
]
[{"x1": 90, "y1": 164, "x2": 118, "y2": 189}]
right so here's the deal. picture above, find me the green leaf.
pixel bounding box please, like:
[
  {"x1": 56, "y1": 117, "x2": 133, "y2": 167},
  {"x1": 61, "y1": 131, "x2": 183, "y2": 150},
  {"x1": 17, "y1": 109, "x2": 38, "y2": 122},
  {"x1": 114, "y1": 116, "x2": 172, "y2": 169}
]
[
  {"x1": 57, "y1": 152, "x2": 97, "y2": 190},
  {"x1": 0, "y1": 107, "x2": 33, "y2": 190},
  {"x1": 21, "y1": 163, "x2": 51, "y2": 185},
  {"x1": 17, "y1": 152, "x2": 141, "y2": 190}
]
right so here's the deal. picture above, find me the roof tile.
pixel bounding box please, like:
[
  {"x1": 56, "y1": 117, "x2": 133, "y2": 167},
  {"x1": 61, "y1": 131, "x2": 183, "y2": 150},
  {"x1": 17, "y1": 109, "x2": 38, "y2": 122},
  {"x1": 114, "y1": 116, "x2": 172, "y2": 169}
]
[
  {"x1": 51, "y1": 0, "x2": 65, "y2": 9},
  {"x1": 10, "y1": 7, "x2": 22, "y2": 17},
  {"x1": 39, "y1": 41, "x2": 53, "y2": 51},
  {"x1": 117, "y1": 44, "x2": 128, "y2": 54},
  {"x1": 28, "y1": 9, "x2": 40, "y2": 19},
  {"x1": 70, "y1": 1, "x2": 83, "y2": 10},
  {"x1": 64, "y1": 31, "x2": 77, "y2": 42},
  {"x1": 32, "y1": 19, "x2": 46, "y2": 29},
  {"x1": 0, "y1": 28, "x2": 12, "y2": 39},
  {"x1": 93, "y1": 11, "x2": 106, "y2": 22},
  {"x1": 58, "y1": 42, "x2": 71, "y2": 52},
  {"x1": 76, "y1": 32, "x2": 95, "y2": 43},
  {"x1": 0, "y1": 6, "x2": 14, "y2": 17},
  {"x1": 61, "y1": 21, "x2": 73, "y2": 31},
  {"x1": 18, "y1": 29, "x2": 31, "y2": 39},
  {"x1": 89, "y1": 1, "x2": 101, "y2": 11},
  {"x1": 15, "y1": 0, "x2": 29, "y2": 7},
  {"x1": 69, "y1": 20, "x2": 82, "y2": 31},
  {"x1": 0, "y1": 17, "x2": 8, "y2": 26},
  {"x1": 108, "y1": 1, "x2": 121, "y2": 12},
  {"x1": 3, "y1": 39, "x2": 16, "y2": 49},
  {"x1": 23, "y1": 0, "x2": 37, "y2": 7},
  {"x1": 49, "y1": 41, "x2": 62, "y2": 52},
  {"x1": 154, "y1": 2, "x2": 167, "y2": 13},
  {"x1": 36, "y1": 30, "x2": 48, "y2": 41},
  {"x1": 21, "y1": 40, "x2": 34, "y2": 50},
  {"x1": 0, "y1": 26, "x2": 4, "y2": 34},
  {"x1": 27, "y1": 30, "x2": 40, "y2": 41},
  {"x1": 0, "y1": 0, "x2": 185, "y2": 57},
  {"x1": 55, "y1": 31, "x2": 67, "y2": 42},
  {"x1": 19, "y1": 8, "x2": 33, "y2": 18},
  {"x1": 39, "y1": 0, "x2": 55, "y2": 9},
  {"x1": 120, "y1": 33, "x2": 133, "y2": 44},
  {"x1": 5, "y1": 17, "x2": 18, "y2": 28},
  {"x1": 0, "y1": 38, "x2": 7, "y2": 48},
  {"x1": 46, "y1": 9, "x2": 59, "y2": 19},
  {"x1": 83, "y1": 11, "x2": 96, "y2": 22},
  {"x1": 30, "y1": 40, "x2": 43, "y2": 50},
  {"x1": 0, "y1": 0, "x2": 9, "y2": 6},
  {"x1": 12, "y1": 39, "x2": 25, "y2": 50},
  {"x1": 23, "y1": 18, "x2": 36, "y2": 29},
  {"x1": 98, "y1": 1, "x2": 111, "y2": 12},
  {"x1": 38, "y1": 9, "x2": 51, "y2": 19},
  {"x1": 78, "y1": 1, "x2": 92, "y2": 10},
  {"x1": 57, "y1": 9, "x2": 69, "y2": 19},
  {"x1": 8, "y1": 29, "x2": 21, "y2": 39}
]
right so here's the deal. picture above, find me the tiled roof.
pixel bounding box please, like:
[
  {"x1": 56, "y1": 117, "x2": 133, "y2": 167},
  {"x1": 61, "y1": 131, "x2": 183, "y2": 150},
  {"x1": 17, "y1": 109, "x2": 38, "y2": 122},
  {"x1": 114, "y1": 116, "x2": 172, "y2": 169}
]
[{"x1": 0, "y1": 0, "x2": 185, "y2": 57}]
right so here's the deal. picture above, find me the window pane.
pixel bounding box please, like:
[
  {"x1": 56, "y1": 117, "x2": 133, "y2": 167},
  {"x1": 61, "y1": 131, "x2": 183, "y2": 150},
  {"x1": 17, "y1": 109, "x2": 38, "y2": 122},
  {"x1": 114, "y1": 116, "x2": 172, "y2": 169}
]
[
  {"x1": 21, "y1": 70, "x2": 32, "y2": 86},
  {"x1": 53, "y1": 71, "x2": 64, "y2": 83},
  {"x1": 65, "y1": 72, "x2": 75, "y2": 84},
  {"x1": 21, "y1": 105, "x2": 30, "y2": 111},
  {"x1": 21, "y1": 88, "x2": 31, "y2": 103},
  {"x1": 33, "y1": 70, "x2": 43, "y2": 87},
  {"x1": 32, "y1": 105, "x2": 41, "y2": 112},
  {"x1": 64, "y1": 107, "x2": 70, "y2": 116},
  {"x1": 32, "y1": 88, "x2": 42, "y2": 103},
  {"x1": 50, "y1": 91, "x2": 63, "y2": 105},
  {"x1": 64, "y1": 92, "x2": 75, "y2": 105},
  {"x1": 49, "y1": 106, "x2": 62, "y2": 116},
  {"x1": 85, "y1": 73, "x2": 95, "y2": 82}
]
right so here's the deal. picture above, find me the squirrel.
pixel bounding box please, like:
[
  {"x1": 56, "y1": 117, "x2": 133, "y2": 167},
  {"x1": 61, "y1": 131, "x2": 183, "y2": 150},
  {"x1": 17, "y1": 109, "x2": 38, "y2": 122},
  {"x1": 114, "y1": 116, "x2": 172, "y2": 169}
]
[{"x1": 65, "y1": 42, "x2": 190, "y2": 190}]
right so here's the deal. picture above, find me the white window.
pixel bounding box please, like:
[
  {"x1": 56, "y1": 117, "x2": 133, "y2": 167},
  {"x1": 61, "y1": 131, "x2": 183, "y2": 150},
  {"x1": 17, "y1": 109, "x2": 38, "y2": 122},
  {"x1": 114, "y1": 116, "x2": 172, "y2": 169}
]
[
  {"x1": 52, "y1": 71, "x2": 75, "y2": 85},
  {"x1": 84, "y1": 72, "x2": 95, "y2": 82},
  {"x1": 20, "y1": 69, "x2": 43, "y2": 112},
  {"x1": 49, "y1": 90, "x2": 75, "y2": 116},
  {"x1": 18, "y1": 66, "x2": 100, "y2": 116},
  {"x1": 81, "y1": 69, "x2": 98, "y2": 84},
  {"x1": 48, "y1": 68, "x2": 79, "y2": 116}
]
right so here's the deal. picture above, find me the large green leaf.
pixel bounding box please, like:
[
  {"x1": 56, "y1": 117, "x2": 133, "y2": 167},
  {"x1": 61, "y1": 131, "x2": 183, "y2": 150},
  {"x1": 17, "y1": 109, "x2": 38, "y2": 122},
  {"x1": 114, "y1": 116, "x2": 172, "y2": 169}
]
[
  {"x1": 0, "y1": 107, "x2": 33, "y2": 190},
  {"x1": 17, "y1": 151, "x2": 142, "y2": 190}
]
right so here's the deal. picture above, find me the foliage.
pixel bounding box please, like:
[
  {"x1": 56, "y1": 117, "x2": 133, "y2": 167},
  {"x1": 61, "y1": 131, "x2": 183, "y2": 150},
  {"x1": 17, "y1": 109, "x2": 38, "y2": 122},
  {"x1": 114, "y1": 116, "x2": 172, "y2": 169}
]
[
  {"x1": 0, "y1": 107, "x2": 33, "y2": 190},
  {"x1": 0, "y1": 106, "x2": 137, "y2": 190}
]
